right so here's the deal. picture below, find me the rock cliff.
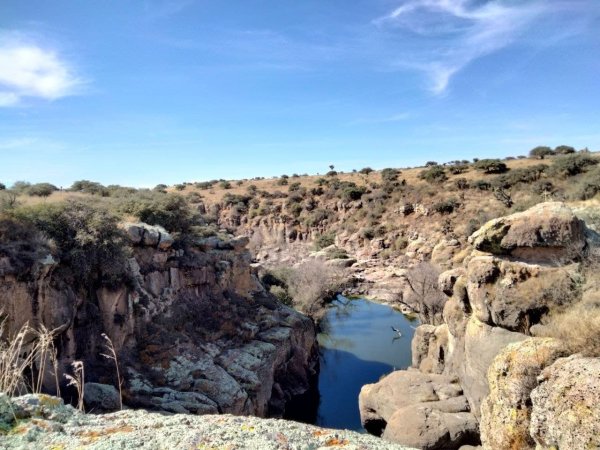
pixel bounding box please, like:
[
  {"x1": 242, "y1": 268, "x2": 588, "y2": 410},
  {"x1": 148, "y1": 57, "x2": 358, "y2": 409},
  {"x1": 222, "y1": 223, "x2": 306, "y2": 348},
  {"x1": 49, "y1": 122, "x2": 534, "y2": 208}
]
[
  {"x1": 0, "y1": 222, "x2": 318, "y2": 417},
  {"x1": 358, "y1": 202, "x2": 600, "y2": 449}
]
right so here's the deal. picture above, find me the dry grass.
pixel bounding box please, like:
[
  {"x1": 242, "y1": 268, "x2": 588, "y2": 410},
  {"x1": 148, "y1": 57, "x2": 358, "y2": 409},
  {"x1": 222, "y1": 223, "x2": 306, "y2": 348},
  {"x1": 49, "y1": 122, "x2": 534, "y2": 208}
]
[{"x1": 0, "y1": 319, "x2": 59, "y2": 397}]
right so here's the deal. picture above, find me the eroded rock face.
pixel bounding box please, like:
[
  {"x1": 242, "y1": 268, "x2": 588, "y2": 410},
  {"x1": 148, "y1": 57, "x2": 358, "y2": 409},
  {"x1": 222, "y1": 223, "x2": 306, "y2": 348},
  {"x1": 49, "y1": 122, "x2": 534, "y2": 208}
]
[
  {"x1": 0, "y1": 227, "x2": 318, "y2": 418},
  {"x1": 468, "y1": 202, "x2": 586, "y2": 263},
  {"x1": 480, "y1": 338, "x2": 568, "y2": 450},
  {"x1": 466, "y1": 256, "x2": 580, "y2": 331},
  {"x1": 530, "y1": 355, "x2": 600, "y2": 450}
]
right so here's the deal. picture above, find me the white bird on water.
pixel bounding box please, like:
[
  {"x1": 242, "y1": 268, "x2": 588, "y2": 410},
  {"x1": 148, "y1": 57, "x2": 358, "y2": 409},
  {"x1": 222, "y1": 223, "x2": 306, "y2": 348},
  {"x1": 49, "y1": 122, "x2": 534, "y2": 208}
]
[{"x1": 391, "y1": 326, "x2": 402, "y2": 337}]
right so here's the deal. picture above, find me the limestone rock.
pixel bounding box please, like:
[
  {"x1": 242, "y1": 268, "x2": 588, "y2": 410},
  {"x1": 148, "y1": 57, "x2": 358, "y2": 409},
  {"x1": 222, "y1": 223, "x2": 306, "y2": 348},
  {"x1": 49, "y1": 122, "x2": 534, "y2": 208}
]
[
  {"x1": 468, "y1": 202, "x2": 586, "y2": 263},
  {"x1": 412, "y1": 324, "x2": 449, "y2": 374},
  {"x1": 530, "y1": 355, "x2": 600, "y2": 450},
  {"x1": 438, "y1": 268, "x2": 466, "y2": 297},
  {"x1": 480, "y1": 338, "x2": 568, "y2": 450}
]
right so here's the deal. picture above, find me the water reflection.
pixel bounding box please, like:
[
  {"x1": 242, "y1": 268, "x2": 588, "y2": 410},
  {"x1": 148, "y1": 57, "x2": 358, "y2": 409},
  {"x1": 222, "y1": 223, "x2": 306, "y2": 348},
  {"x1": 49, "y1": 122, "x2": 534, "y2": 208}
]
[{"x1": 286, "y1": 296, "x2": 417, "y2": 432}]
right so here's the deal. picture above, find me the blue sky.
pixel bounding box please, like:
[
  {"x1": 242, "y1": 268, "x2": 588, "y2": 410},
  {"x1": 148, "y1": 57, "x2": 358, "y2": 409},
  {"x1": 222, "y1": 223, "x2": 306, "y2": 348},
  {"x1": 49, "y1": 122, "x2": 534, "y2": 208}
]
[{"x1": 1, "y1": 0, "x2": 600, "y2": 187}]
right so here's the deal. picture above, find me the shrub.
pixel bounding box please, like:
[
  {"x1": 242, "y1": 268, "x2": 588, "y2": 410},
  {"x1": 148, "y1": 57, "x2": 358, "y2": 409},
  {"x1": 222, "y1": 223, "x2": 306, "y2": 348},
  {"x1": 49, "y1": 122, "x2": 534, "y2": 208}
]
[
  {"x1": 276, "y1": 178, "x2": 288, "y2": 186},
  {"x1": 288, "y1": 182, "x2": 302, "y2": 192},
  {"x1": 551, "y1": 154, "x2": 598, "y2": 178},
  {"x1": 11, "y1": 201, "x2": 130, "y2": 287},
  {"x1": 0, "y1": 183, "x2": 5, "y2": 190},
  {"x1": 195, "y1": 181, "x2": 215, "y2": 190},
  {"x1": 219, "y1": 181, "x2": 232, "y2": 189},
  {"x1": 326, "y1": 170, "x2": 338, "y2": 177},
  {"x1": 11, "y1": 181, "x2": 31, "y2": 194},
  {"x1": 125, "y1": 194, "x2": 193, "y2": 233},
  {"x1": 70, "y1": 180, "x2": 108, "y2": 196},
  {"x1": 529, "y1": 146, "x2": 554, "y2": 159},
  {"x1": 27, "y1": 183, "x2": 58, "y2": 197},
  {"x1": 381, "y1": 168, "x2": 399, "y2": 183},
  {"x1": 554, "y1": 145, "x2": 575, "y2": 155},
  {"x1": 425, "y1": 161, "x2": 438, "y2": 167},
  {"x1": 473, "y1": 159, "x2": 508, "y2": 174},
  {"x1": 360, "y1": 167, "x2": 374, "y2": 175},
  {"x1": 340, "y1": 185, "x2": 366, "y2": 202},
  {"x1": 361, "y1": 227, "x2": 375, "y2": 240},
  {"x1": 455, "y1": 178, "x2": 469, "y2": 190},
  {"x1": 433, "y1": 198, "x2": 459, "y2": 215},
  {"x1": 314, "y1": 232, "x2": 335, "y2": 249},
  {"x1": 449, "y1": 164, "x2": 469, "y2": 175},
  {"x1": 306, "y1": 209, "x2": 332, "y2": 227},
  {"x1": 222, "y1": 193, "x2": 252, "y2": 207},
  {"x1": 472, "y1": 179, "x2": 492, "y2": 190},
  {"x1": 419, "y1": 166, "x2": 447, "y2": 184},
  {"x1": 154, "y1": 184, "x2": 168, "y2": 193}
]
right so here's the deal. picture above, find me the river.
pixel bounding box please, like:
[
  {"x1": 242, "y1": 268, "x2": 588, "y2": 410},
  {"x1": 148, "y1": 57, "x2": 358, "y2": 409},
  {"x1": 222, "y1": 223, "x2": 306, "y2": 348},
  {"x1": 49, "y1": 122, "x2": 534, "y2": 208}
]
[{"x1": 285, "y1": 296, "x2": 417, "y2": 431}]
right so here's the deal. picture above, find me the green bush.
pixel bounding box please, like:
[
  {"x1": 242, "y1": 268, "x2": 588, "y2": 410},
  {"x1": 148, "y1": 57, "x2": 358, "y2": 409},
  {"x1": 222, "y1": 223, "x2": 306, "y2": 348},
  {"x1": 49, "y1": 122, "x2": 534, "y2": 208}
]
[
  {"x1": 381, "y1": 168, "x2": 399, "y2": 183},
  {"x1": 11, "y1": 201, "x2": 130, "y2": 287},
  {"x1": 360, "y1": 167, "x2": 374, "y2": 175},
  {"x1": 314, "y1": 232, "x2": 335, "y2": 249},
  {"x1": 554, "y1": 145, "x2": 575, "y2": 155},
  {"x1": 529, "y1": 146, "x2": 554, "y2": 159},
  {"x1": 449, "y1": 164, "x2": 469, "y2": 175},
  {"x1": 306, "y1": 209, "x2": 332, "y2": 227},
  {"x1": 551, "y1": 154, "x2": 598, "y2": 178},
  {"x1": 27, "y1": 183, "x2": 58, "y2": 197},
  {"x1": 70, "y1": 180, "x2": 109, "y2": 196},
  {"x1": 473, "y1": 159, "x2": 508, "y2": 174},
  {"x1": 454, "y1": 178, "x2": 469, "y2": 190},
  {"x1": 219, "y1": 181, "x2": 232, "y2": 189},
  {"x1": 433, "y1": 198, "x2": 459, "y2": 215},
  {"x1": 419, "y1": 166, "x2": 447, "y2": 184},
  {"x1": 123, "y1": 193, "x2": 193, "y2": 233}
]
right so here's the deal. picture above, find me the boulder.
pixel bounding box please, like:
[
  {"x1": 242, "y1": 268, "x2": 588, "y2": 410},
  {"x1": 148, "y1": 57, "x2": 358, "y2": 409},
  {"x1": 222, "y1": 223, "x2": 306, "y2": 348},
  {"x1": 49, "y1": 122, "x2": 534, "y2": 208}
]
[
  {"x1": 468, "y1": 202, "x2": 586, "y2": 263},
  {"x1": 122, "y1": 222, "x2": 174, "y2": 250},
  {"x1": 480, "y1": 338, "x2": 568, "y2": 450},
  {"x1": 83, "y1": 383, "x2": 121, "y2": 412},
  {"x1": 460, "y1": 317, "x2": 527, "y2": 418},
  {"x1": 412, "y1": 324, "x2": 449, "y2": 375},
  {"x1": 530, "y1": 355, "x2": 600, "y2": 450},
  {"x1": 359, "y1": 369, "x2": 466, "y2": 437},
  {"x1": 383, "y1": 405, "x2": 479, "y2": 450},
  {"x1": 431, "y1": 239, "x2": 462, "y2": 269},
  {"x1": 438, "y1": 268, "x2": 466, "y2": 297}
]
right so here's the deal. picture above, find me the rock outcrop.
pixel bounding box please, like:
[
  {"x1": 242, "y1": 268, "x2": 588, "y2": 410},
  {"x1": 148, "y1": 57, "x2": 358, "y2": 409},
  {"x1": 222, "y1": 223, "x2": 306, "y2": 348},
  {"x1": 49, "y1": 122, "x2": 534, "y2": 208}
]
[
  {"x1": 0, "y1": 394, "x2": 414, "y2": 450},
  {"x1": 530, "y1": 355, "x2": 600, "y2": 450},
  {"x1": 359, "y1": 203, "x2": 596, "y2": 449},
  {"x1": 0, "y1": 225, "x2": 318, "y2": 418}
]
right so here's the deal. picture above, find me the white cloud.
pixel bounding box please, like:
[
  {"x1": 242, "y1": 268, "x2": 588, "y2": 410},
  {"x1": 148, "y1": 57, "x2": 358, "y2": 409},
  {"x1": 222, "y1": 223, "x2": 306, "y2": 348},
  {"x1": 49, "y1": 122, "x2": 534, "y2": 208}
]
[
  {"x1": 0, "y1": 33, "x2": 83, "y2": 106},
  {"x1": 376, "y1": 0, "x2": 552, "y2": 94}
]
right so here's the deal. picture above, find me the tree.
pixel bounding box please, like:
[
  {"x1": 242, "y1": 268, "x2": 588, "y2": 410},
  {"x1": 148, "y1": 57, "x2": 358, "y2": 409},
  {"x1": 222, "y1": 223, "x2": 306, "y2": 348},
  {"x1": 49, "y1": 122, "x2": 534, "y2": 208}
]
[
  {"x1": 400, "y1": 262, "x2": 446, "y2": 325},
  {"x1": 329, "y1": 164, "x2": 335, "y2": 171},
  {"x1": 27, "y1": 183, "x2": 58, "y2": 198},
  {"x1": 419, "y1": 165, "x2": 447, "y2": 184},
  {"x1": 0, "y1": 183, "x2": 5, "y2": 190},
  {"x1": 359, "y1": 167, "x2": 374, "y2": 175},
  {"x1": 529, "y1": 146, "x2": 554, "y2": 159},
  {"x1": 381, "y1": 168, "x2": 400, "y2": 183}
]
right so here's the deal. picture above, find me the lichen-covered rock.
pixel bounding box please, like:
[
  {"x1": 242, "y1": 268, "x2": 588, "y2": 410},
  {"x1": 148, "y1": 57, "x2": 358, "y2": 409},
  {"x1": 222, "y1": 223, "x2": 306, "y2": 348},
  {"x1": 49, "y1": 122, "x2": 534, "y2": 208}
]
[
  {"x1": 468, "y1": 202, "x2": 586, "y2": 263},
  {"x1": 0, "y1": 394, "x2": 415, "y2": 450},
  {"x1": 480, "y1": 338, "x2": 568, "y2": 450},
  {"x1": 530, "y1": 355, "x2": 600, "y2": 450},
  {"x1": 84, "y1": 383, "x2": 121, "y2": 412},
  {"x1": 466, "y1": 256, "x2": 580, "y2": 331}
]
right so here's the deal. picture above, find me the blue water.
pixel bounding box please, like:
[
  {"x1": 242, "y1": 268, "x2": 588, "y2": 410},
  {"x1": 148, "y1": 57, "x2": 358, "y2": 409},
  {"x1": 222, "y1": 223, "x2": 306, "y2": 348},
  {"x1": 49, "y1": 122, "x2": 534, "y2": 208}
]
[{"x1": 314, "y1": 297, "x2": 417, "y2": 431}]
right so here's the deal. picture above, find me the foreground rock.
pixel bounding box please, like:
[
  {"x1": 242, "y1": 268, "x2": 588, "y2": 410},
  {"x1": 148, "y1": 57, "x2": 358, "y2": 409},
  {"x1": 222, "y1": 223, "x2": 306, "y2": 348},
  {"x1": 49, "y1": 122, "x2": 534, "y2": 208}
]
[
  {"x1": 0, "y1": 394, "x2": 413, "y2": 450},
  {"x1": 359, "y1": 370, "x2": 479, "y2": 449}
]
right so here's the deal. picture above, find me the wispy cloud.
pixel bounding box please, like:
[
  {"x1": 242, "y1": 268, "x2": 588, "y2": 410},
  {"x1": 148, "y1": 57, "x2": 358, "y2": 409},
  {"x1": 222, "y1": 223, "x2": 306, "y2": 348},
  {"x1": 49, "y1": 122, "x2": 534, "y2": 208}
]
[
  {"x1": 375, "y1": 0, "x2": 573, "y2": 94},
  {"x1": 0, "y1": 31, "x2": 84, "y2": 107}
]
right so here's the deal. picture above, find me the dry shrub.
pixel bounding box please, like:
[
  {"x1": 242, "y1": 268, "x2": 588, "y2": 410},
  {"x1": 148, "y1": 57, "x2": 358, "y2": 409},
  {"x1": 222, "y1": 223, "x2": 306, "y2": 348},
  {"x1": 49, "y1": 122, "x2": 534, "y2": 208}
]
[
  {"x1": 401, "y1": 262, "x2": 446, "y2": 325},
  {"x1": 540, "y1": 247, "x2": 600, "y2": 356},
  {"x1": 270, "y1": 260, "x2": 346, "y2": 320}
]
